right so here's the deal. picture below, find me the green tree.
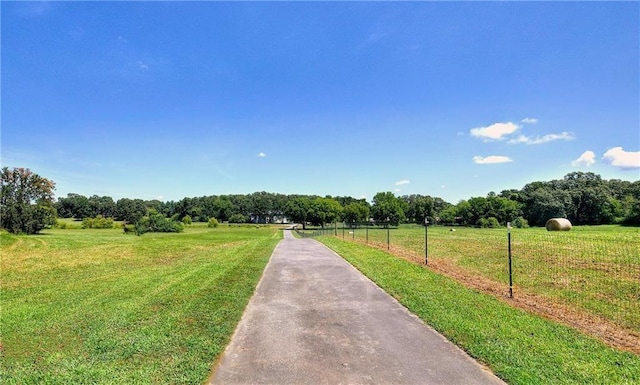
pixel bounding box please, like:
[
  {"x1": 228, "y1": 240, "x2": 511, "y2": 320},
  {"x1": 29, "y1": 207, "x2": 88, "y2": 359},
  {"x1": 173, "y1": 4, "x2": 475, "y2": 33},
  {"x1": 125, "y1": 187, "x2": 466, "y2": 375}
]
[
  {"x1": 284, "y1": 196, "x2": 314, "y2": 229},
  {"x1": 402, "y1": 194, "x2": 434, "y2": 224},
  {"x1": 523, "y1": 188, "x2": 569, "y2": 226},
  {"x1": 308, "y1": 197, "x2": 342, "y2": 227},
  {"x1": 371, "y1": 192, "x2": 406, "y2": 226},
  {"x1": 342, "y1": 202, "x2": 370, "y2": 225},
  {"x1": 115, "y1": 198, "x2": 147, "y2": 224},
  {"x1": 56, "y1": 193, "x2": 91, "y2": 219},
  {"x1": 1, "y1": 167, "x2": 57, "y2": 234},
  {"x1": 88, "y1": 195, "x2": 116, "y2": 218}
]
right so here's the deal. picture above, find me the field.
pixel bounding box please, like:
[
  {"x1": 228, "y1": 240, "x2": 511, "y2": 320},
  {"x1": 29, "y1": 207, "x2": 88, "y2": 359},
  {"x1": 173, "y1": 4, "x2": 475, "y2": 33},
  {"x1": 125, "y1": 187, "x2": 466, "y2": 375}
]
[
  {"x1": 0, "y1": 224, "x2": 282, "y2": 384},
  {"x1": 327, "y1": 224, "x2": 639, "y2": 352},
  {"x1": 3, "y1": 223, "x2": 638, "y2": 384}
]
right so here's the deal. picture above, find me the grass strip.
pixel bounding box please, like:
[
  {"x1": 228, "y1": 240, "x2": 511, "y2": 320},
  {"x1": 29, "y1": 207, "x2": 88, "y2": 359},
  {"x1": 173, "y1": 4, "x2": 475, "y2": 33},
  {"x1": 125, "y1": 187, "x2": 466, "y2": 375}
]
[{"x1": 318, "y1": 236, "x2": 639, "y2": 385}]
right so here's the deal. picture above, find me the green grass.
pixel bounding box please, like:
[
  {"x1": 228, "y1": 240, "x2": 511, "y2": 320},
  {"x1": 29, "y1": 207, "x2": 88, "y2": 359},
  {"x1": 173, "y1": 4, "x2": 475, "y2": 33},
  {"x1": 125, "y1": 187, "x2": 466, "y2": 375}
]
[
  {"x1": 318, "y1": 236, "x2": 640, "y2": 384},
  {"x1": 345, "y1": 224, "x2": 639, "y2": 334},
  {"x1": 0, "y1": 225, "x2": 282, "y2": 384}
]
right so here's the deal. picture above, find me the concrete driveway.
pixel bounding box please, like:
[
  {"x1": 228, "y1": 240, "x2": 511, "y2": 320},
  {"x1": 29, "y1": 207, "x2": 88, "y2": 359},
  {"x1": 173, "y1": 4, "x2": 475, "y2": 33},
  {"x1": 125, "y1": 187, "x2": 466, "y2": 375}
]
[{"x1": 209, "y1": 230, "x2": 505, "y2": 384}]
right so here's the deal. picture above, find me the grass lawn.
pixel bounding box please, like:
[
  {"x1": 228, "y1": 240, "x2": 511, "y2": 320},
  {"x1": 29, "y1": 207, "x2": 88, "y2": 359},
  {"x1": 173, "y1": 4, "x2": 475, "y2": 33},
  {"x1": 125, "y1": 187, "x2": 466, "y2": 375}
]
[
  {"x1": 1, "y1": 224, "x2": 282, "y2": 384},
  {"x1": 319, "y1": 236, "x2": 640, "y2": 385}
]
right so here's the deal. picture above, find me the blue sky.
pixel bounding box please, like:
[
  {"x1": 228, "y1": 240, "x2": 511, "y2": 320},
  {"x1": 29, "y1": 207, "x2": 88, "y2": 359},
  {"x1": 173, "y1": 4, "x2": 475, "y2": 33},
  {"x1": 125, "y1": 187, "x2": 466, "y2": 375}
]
[{"x1": 2, "y1": 1, "x2": 639, "y2": 204}]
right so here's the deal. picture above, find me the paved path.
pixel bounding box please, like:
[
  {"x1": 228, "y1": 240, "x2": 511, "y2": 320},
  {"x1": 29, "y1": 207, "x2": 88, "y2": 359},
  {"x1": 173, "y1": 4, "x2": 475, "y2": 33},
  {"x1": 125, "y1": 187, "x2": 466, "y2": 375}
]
[{"x1": 209, "y1": 230, "x2": 505, "y2": 384}]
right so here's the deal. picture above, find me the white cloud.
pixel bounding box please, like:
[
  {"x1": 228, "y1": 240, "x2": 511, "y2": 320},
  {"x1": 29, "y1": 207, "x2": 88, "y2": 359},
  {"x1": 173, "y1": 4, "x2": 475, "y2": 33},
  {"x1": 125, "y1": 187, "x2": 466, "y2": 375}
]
[
  {"x1": 470, "y1": 122, "x2": 519, "y2": 141},
  {"x1": 155, "y1": 195, "x2": 164, "y2": 201},
  {"x1": 394, "y1": 188, "x2": 402, "y2": 193},
  {"x1": 137, "y1": 61, "x2": 149, "y2": 70},
  {"x1": 508, "y1": 131, "x2": 575, "y2": 145},
  {"x1": 440, "y1": 185, "x2": 446, "y2": 189},
  {"x1": 602, "y1": 147, "x2": 640, "y2": 170},
  {"x1": 521, "y1": 117, "x2": 538, "y2": 124},
  {"x1": 473, "y1": 155, "x2": 513, "y2": 164},
  {"x1": 395, "y1": 179, "x2": 410, "y2": 186},
  {"x1": 571, "y1": 151, "x2": 596, "y2": 167},
  {"x1": 257, "y1": 152, "x2": 267, "y2": 158}
]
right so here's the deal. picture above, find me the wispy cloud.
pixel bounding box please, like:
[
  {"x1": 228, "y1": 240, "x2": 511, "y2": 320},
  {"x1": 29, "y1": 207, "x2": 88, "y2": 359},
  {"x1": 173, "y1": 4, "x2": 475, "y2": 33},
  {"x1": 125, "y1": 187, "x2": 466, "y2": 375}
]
[
  {"x1": 473, "y1": 155, "x2": 513, "y2": 164},
  {"x1": 17, "y1": 2, "x2": 52, "y2": 17},
  {"x1": 602, "y1": 147, "x2": 640, "y2": 170},
  {"x1": 395, "y1": 179, "x2": 410, "y2": 186},
  {"x1": 257, "y1": 152, "x2": 267, "y2": 158},
  {"x1": 365, "y1": 32, "x2": 389, "y2": 45},
  {"x1": 521, "y1": 117, "x2": 538, "y2": 124},
  {"x1": 470, "y1": 122, "x2": 520, "y2": 141},
  {"x1": 394, "y1": 188, "x2": 402, "y2": 193},
  {"x1": 571, "y1": 151, "x2": 596, "y2": 167},
  {"x1": 137, "y1": 61, "x2": 149, "y2": 70},
  {"x1": 508, "y1": 131, "x2": 575, "y2": 145}
]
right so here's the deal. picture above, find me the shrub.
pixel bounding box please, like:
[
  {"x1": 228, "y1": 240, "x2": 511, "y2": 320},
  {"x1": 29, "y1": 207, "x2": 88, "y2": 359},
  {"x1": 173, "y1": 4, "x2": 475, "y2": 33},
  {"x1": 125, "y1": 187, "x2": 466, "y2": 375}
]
[
  {"x1": 122, "y1": 223, "x2": 136, "y2": 234},
  {"x1": 182, "y1": 215, "x2": 192, "y2": 225},
  {"x1": 487, "y1": 217, "x2": 500, "y2": 228},
  {"x1": 134, "y1": 210, "x2": 184, "y2": 235},
  {"x1": 228, "y1": 214, "x2": 248, "y2": 224},
  {"x1": 82, "y1": 215, "x2": 115, "y2": 229},
  {"x1": 512, "y1": 216, "x2": 529, "y2": 228},
  {"x1": 477, "y1": 217, "x2": 500, "y2": 228},
  {"x1": 208, "y1": 218, "x2": 219, "y2": 228}
]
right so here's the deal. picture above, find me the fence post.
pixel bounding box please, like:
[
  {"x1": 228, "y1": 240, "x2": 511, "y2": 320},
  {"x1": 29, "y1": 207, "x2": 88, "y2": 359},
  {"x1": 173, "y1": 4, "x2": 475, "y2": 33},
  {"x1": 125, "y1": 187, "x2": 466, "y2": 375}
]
[
  {"x1": 424, "y1": 217, "x2": 429, "y2": 265},
  {"x1": 386, "y1": 218, "x2": 390, "y2": 250},
  {"x1": 508, "y1": 222, "x2": 513, "y2": 298}
]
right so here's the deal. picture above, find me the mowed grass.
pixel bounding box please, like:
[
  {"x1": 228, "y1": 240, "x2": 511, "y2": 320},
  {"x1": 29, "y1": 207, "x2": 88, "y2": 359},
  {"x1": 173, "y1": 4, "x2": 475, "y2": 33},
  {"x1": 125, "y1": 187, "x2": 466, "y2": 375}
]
[
  {"x1": 1, "y1": 224, "x2": 282, "y2": 384},
  {"x1": 349, "y1": 225, "x2": 639, "y2": 333},
  {"x1": 319, "y1": 236, "x2": 640, "y2": 384}
]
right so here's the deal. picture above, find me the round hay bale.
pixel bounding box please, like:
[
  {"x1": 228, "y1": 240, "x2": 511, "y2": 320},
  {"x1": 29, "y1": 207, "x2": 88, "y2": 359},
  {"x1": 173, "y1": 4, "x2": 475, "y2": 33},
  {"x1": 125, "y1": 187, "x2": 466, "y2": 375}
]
[{"x1": 545, "y1": 218, "x2": 572, "y2": 231}]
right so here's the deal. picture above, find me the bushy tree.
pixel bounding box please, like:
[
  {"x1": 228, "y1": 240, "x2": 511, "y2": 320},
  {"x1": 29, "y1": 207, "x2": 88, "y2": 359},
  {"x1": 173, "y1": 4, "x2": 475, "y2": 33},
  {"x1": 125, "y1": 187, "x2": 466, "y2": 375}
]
[
  {"x1": 1, "y1": 167, "x2": 57, "y2": 234},
  {"x1": 56, "y1": 193, "x2": 91, "y2": 219},
  {"x1": 402, "y1": 194, "x2": 434, "y2": 224},
  {"x1": 308, "y1": 197, "x2": 342, "y2": 227},
  {"x1": 116, "y1": 198, "x2": 147, "y2": 224},
  {"x1": 134, "y1": 209, "x2": 184, "y2": 235},
  {"x1": 284, "y1": 196, "x2": 314, "y2": 229},
  {"x1": 342, "y1": 202, "x2": 370, "y2": 225},
  {"x1": 371, "y1": 192, "x2": 406, "y2": 226}
]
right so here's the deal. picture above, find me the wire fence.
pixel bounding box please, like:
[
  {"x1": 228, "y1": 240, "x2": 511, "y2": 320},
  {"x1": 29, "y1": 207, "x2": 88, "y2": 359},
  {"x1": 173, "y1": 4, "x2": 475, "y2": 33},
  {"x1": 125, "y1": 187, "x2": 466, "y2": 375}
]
[{"x1": 298, "y1": 223, "x2": 639, "y2": 340}]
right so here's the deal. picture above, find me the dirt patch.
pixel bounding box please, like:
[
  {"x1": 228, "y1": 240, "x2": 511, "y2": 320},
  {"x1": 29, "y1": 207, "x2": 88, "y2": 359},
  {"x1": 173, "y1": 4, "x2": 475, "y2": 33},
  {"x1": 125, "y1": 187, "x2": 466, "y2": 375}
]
[{"x1": 352, "y1": 238, "x2": 640, "y2": 355}]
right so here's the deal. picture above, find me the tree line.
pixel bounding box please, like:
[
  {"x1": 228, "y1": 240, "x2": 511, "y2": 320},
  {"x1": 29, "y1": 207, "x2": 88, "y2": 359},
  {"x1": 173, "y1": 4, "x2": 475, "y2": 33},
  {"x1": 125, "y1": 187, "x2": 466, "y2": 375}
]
[{"x1": 2, "y1": 167, "x2": 639, "y2": 234}]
